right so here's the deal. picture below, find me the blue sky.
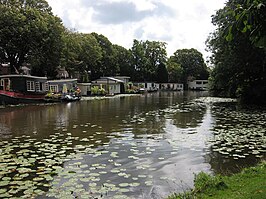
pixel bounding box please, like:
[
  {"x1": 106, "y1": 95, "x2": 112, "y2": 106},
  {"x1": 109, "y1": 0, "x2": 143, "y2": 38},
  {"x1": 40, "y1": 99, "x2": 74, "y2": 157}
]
[{"x1": 46, "y1": 0, "x2": 227, "y2": 60}]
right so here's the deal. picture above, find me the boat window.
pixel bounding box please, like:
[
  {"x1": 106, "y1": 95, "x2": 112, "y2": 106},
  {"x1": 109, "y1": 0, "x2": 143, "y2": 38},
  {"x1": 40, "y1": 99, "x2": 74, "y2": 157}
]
[
  {"x1": 44, "y1": 83, "x2": 49, "y2": 91},
  {"x1": 35, "y1": 82, "x2": 41, "y2": 92},
  {"x1": 27, "y1": 81, "x2": 35, "y2": 91},
  {"x1": 49, "y1": 85, "x2": 58, "y2": 93}
]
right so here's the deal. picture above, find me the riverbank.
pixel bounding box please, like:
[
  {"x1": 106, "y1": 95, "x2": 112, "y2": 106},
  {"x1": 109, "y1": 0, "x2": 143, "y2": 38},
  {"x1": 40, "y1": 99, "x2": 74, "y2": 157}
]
[
  {"x1": 81, "y1": 93, "x2": 141, "y2": 101},
  {"x1": 0, "y1": 94, "x2": 142, "y2": 108},
  {"x1": 168, "y1": 161, "x2": 266, "y2": 199}
]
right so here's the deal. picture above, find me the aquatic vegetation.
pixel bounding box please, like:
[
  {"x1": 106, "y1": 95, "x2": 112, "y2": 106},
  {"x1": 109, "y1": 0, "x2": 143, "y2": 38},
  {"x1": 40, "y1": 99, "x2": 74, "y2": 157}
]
[{"x1": 0, "y1": 96, "x2": 265, "y2": 198}]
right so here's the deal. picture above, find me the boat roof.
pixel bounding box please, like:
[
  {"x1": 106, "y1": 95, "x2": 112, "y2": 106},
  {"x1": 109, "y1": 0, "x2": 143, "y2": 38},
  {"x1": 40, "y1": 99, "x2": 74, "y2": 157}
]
[
  {"x1": 47, "y1": 79, "x2": 78, "y2": 83},
  {"x1": 0, "y1": 74, "x2": 47, "y2": 80},
  {"x1": 94, "y1": 77, "x2": 124, "y2": 83}
]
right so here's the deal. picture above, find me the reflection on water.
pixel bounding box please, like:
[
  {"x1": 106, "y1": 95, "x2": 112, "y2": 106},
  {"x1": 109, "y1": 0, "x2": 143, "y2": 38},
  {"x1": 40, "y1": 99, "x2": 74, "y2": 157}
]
[{"x1": 0, "y1": 92, "x2": 265, "y2": 198}]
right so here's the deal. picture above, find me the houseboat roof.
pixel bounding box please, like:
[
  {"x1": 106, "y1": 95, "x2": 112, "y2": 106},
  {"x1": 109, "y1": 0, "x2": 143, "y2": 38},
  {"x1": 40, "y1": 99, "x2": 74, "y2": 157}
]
[
  {"x1": 113, "y1": 76, "x2": 130, "y2": 79},
  {"x1": 93, "y1": 77, "x2": 124, "y2": 83},
  {"x1": 47, "y1": 79, "x2": 78, "y2": 83},
  {"x1": 0, "y1": 74, "x2": 47, "y2": 80},
  {"x1": 77, "y1": 83, "x2": 91, "y2": 86}
]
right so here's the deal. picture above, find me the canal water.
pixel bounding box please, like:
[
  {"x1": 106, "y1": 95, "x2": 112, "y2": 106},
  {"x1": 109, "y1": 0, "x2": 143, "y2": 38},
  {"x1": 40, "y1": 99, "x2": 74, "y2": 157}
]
[{"x1": 0, "y1": 92, "x2": 265, "y2": 198}]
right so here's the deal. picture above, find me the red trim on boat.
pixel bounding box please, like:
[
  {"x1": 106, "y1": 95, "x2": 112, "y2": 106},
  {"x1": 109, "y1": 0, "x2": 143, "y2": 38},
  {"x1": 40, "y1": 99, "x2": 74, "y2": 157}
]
[{"x1": 0, "y1": 90, "x2": 45, "y2": 100}]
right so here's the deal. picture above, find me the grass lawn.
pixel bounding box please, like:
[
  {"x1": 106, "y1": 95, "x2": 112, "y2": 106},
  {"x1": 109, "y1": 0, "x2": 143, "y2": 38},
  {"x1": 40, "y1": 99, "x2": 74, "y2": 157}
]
[{"x1": 168, "y1": 161, "x2": 266, "y2": 199}]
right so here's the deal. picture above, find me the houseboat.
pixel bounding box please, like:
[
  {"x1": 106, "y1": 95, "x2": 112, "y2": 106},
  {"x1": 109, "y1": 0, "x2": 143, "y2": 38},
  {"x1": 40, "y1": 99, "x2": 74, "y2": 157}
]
[
  {"x1": 45, "y1": 79, "x2": 81, "y2": 102},
  {"x1": 188, "y1": 80, "x2": 209, "y2": 91},
  {"x1": 159, "y1": 83, "x2": 183, "y2": 91},
  {"x1": 134, "y1": 82, "x2": 158, "y2": 93},
  {"x1": 91, "y1": 77, "x2": 126, "y2": 95},
  {"x1": 0, "y1": 75, "x2": 48, "y2": 105}
]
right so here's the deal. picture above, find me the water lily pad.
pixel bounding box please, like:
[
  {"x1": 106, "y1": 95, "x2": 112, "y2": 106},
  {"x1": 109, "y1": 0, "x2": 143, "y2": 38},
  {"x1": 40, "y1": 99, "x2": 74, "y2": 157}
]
[{"x1": 119, "y1": 183, "x2": 129, "y2": 187}]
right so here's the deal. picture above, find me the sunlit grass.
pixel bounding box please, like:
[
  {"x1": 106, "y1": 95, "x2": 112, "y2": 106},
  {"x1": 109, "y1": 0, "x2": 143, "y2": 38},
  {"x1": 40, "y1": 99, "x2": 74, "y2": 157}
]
[{"x1": 168, "y1": 161, "x2": 266, "y2": 199}]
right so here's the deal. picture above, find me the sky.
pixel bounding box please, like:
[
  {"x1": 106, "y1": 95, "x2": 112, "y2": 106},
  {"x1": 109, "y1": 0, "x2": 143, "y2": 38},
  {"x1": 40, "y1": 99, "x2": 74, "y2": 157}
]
[{"x1": 46, "y1": 0, "x2": 227, "y2": 61}]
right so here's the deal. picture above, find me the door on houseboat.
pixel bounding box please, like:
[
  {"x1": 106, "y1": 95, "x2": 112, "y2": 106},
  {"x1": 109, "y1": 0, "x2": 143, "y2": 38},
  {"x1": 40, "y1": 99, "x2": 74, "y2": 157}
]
[{"x1": 0, "y1": 78, "x2": 11, "y2": 91}]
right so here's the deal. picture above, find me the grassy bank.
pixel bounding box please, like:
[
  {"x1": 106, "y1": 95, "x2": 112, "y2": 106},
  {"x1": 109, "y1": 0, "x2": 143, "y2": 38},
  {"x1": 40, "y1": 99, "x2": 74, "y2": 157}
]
[{"x1": 169, "y1": 161, "x2": 266, "y2": 199}]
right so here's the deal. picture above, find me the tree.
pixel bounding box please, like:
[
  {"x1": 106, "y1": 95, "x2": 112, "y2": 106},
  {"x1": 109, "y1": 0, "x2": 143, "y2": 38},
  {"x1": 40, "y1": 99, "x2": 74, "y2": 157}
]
[
  {"x1": 130, "y1": 39, "x2": 168, "y2": 81},
  {"x1": 60, "y1": 31, "x2": 103, "y2": 81},
  {"x1": 207, "y1": 0, "x2": 266, "y2": 104},
  {"x1": 0, "y1": 0, "x2": 64, "y2": 77},
  {"x1": 130, "y1": 39, "x2": 148, "y2": 81},
  {"x1": 156, "y1": 63, "x2": 168, "y2": 83},
  {"x1": 112, "y1": 44, "x2": 133, "y2": 77},
  {"x1": 226, "y1": 0, "x2": 266, "y2": 49},
  {"x1": 91, "y1": 32, "x2": 118, "y2": 79},
  {"x1": 169, "y1": 48, "x2": 209, "y2": 84},
  {"x1": 167, "y1": 60, "x2": 183, "y2": 83}
]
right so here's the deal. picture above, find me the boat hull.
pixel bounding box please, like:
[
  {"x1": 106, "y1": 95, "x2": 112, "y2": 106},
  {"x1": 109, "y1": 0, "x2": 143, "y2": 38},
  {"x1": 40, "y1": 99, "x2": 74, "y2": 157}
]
[{"x1": 0, "y1": 91, "x2": 45, "y2": 105}]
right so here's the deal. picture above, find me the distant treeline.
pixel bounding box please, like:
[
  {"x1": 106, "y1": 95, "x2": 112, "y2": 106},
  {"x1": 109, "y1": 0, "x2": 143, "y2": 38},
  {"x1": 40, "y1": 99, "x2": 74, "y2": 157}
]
[
  {"x1": 1, "y1": 0, "x2": 265, "y2": 104},
  {"x1": 0, "y1": 0, "x2": 209, "y2": 85}
]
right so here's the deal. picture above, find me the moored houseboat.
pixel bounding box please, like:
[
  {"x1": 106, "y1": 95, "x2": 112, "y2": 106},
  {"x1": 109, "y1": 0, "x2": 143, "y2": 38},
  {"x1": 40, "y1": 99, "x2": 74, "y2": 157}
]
[
  {"x1": 0, "y1": 75, "x2": 48, "y2": 105},
  {"x1": 45, "y1": 79, "x2": 81, "y2": 102}
]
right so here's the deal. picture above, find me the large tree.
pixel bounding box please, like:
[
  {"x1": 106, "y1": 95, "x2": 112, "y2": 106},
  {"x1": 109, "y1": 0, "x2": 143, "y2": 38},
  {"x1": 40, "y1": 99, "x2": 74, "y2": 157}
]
[
  {"x1": 112, "y1": 44, "x2": 133, "y2": 77},
  {"x1": 91, "y1": 32, "x2": 118, "y2": 79},
  {"x1": 0, "y1": 0, "x2": 64, "y2": 76},
  {"x1": 60, "y1": 31, "x2": 102, "y2": 81},
  {"x1": 167, "y1": 60, "x2": 183, "y2": 83},
  {"x1": 130, "y1": 39, "x2": 167, "y2": 81},
  {"x1": 169, "y1": 48, "x2": 209, "y2": 85},
  {"x1": 207, "y1": 0, "x2": 266, "y2": 104}
]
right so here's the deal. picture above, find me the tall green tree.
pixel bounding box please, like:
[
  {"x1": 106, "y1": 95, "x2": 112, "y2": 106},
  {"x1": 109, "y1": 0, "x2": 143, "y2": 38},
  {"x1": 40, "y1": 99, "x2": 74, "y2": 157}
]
[
  {"x1": 170, "y1": 48, "x2": 209, "y2": 85},
  {"x1": 130, "y1": 39, "x2": 167, "y2": 81},
  {"x1": 167, "y1": 60, "x2": 183, "y2": 83},
  {"x1": 226, "y1": 0, "x2": 266, "y2": 49},
  {"x1": 112, "y1": 44, "x2": 133, "y2": 77},
  {"x1": 130, "y1": 39, "x2": 148, "y2": 81},
  {"x1": 0, "y1": 0, "x2": 64, "y2": 77},
  {"x1": 91, "y1": 32, "x2": 118, "y2": 79},
  {"x1": 156, "y1": 63, "x2": 168, "y2": 83},
  {"x1": 60, "y1": 31, "x2": 102, "y2": 81},
  {"x1": 207, "y1": 0, "x2": 266, "y2": 104}
]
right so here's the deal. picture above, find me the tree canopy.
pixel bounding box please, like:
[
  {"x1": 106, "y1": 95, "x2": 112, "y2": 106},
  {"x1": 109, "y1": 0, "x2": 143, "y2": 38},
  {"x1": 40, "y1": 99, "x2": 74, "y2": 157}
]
[
  {"x1": 169, "y1": 48, "x2": 209, "y2": 86},
  {"x1": 130, "y1": 39, "x2": 168, "y2": 82},
  {"x1": 0, "y1": 0, "x2": 211, "y2": 86},
  {"x1": 207, "y1": 0, "x2": 266, "y2": 104},
  {"x1": 0, "y1": 0, "x2": 64, "y2": 76}
]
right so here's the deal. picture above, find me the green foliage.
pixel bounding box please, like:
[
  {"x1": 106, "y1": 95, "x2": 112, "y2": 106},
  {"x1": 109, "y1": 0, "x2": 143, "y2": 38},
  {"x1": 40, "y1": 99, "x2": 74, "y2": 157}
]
[
  {"x1": 91, "y1": 32, "x2": 118, "y2": 79},
  {"x1": 60, "y1": 31, "x2": 102, "y2": 79},
  {"x1": 168, "y1": 48, "x2": 209, "y2": 84},
  {"x1": 207, "y1": 0, "x2": 266, "y2": 104},
  {"x1": 130, "y1": 39, "x2": 168, "y2": 81},
  {"x1": 0, "y1": 0, "x2": 64, "y2": 77},
  {"x1": 167, "y1": 60, "x2": 183, "y2": 83},
  {"x1": 112, "y1": 44, "x2": 133, "y2": 77},
  {"x1": 193, "y1": 172, "x2": 227, "y2": 193},
  {"x1": 225, "y1": 0, "x2": 266, "y2": 49},
  {"x1": 91, "y1": 86, "x2": 106, "y2": 95},
  {"x1": 156, "y1": 62, "x2": 168, "y2": 83},
  {"x1": 169, "y1": 162, "x2": 266, "y2": 199},
  {"x1": 0, "y1": 0, "x2": 209, "y2": 85}
]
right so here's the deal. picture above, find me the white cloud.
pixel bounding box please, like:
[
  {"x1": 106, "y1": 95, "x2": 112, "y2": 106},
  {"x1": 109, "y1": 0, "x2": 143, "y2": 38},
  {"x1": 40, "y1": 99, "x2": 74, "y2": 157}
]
[{"x1": 46, "y1": 0, "x2": 226, "y2": 61}]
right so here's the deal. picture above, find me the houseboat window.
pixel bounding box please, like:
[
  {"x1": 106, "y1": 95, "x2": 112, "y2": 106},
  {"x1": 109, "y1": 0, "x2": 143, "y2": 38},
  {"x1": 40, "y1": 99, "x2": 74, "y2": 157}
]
[
  {"x1": 0, "y1": 79, "x2": 4, "y2": 86},
  {"x1": 44, "y1": 83, "x2": 49, "y2": 91},
  {"x1": 49, "y1": 85, "x2": 58, "y2": 93},
  {"x1": 35, "y1": 82, "x2": 41, "y2": 92},
  {"x1": 27, "y1": 81, "x2": 35, "y2": 91},
  {"x1": 196, "y1": 81, "x2": 202, "y2": 84}
]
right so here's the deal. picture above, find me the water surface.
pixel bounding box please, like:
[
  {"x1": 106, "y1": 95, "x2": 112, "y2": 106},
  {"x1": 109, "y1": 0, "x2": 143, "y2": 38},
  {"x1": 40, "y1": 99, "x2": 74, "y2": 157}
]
[{"x1": 0, "y1": 92, "x2": 265, "y2": 198}]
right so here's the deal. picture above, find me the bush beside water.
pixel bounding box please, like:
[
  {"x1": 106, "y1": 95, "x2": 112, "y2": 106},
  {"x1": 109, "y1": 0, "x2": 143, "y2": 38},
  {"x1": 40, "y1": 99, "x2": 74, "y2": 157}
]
[{"x1": 168, "y1": 161, "x2": 266, "y2": 199}]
